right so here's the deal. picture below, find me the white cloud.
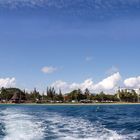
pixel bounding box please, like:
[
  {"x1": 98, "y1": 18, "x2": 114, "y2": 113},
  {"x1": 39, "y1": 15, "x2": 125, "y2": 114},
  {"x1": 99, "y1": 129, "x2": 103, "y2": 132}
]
[
  {"x1": 51, "y1": 72, "x2": 121, "y2": 93},
  {"x1": 124, "y1": 76, "x2": 140, "y2": 88},
  {"x1": 0, "y1": 77, "x2": 16, "y2": 88},
  {"x1": 51, "y1": 80, "x2": 69, "y2": 92},
  {"x1": 106, "y1": 66, "x2": 119, "y2": 75},
  {"x1": 41, "y1": 66, "x2": 57, "y2": 74},
  {"x1": 51, "y1": 79, "x2": 94, "y2": 93},
  {"x1": 94, "y1": 72, "x2": 121, "y2": 91}
]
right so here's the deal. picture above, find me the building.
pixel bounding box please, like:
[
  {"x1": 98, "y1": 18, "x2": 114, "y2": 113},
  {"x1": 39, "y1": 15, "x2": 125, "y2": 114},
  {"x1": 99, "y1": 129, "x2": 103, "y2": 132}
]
[
  {"x1": 11, "y1": 92, "x2": 20, "y2": 103},
  {"x1": 117, "y1": 88, "x2": 140, "y2": 102},
  {"x1": 119, "y1": 88, "x2": 140, "y2": 95}
]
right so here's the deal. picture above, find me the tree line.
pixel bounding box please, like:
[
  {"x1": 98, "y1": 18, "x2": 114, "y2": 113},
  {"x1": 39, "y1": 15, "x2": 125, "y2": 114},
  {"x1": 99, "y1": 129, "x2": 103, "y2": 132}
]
[{"x1": 0, "y1": 87, "x2": 139, "y2": 103}]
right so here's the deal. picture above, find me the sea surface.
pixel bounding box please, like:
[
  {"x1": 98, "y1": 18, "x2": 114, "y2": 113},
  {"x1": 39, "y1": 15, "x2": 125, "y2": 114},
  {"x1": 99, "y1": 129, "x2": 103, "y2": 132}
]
[{"x1": 0, "y1": 104, "x2": 140, "y2": 140}]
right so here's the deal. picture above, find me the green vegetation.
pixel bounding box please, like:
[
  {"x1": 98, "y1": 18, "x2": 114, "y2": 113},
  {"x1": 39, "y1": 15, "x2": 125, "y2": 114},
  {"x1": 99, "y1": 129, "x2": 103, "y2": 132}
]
[
  {"x1": 0, "y1": 87, "x2": 26, "y2": 102},
  {"x1": 0, "y1": 87, "x2": 139, "y2": 104},
  {"x1": 117, "y1": 89, "x2": 138, "y2": 102}
]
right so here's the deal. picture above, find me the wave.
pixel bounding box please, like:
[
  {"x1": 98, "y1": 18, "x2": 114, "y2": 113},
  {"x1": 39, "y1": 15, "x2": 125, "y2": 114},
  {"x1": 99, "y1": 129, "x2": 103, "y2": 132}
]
[
  {"x1": 0, "y1": 0, "x2": 140, "y2": 9},
  {"x1": 0, "y1": 107, "x2": 139, "y2": 140},
  {"x1": 39, "y1": 111, "x2": 139, "y2": 140},
  {"x1": 1, "y1": 108, "x2": 45, "y2": 140},
  {"x1": 0, "y1": 0, "x2": 140, "y2": 21}
]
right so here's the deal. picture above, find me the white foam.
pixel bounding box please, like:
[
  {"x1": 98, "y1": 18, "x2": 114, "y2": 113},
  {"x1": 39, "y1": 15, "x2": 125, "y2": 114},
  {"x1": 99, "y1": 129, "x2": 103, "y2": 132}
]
[
  {"x1": 0, "y1": 108, "x2": 139, "y2": 140},
  {"x1": 1, "y1": 108, "x2": 44, "y2": 140},
  {"x1": 41, "y1": 112, "x2": 139, "y2": 140}
]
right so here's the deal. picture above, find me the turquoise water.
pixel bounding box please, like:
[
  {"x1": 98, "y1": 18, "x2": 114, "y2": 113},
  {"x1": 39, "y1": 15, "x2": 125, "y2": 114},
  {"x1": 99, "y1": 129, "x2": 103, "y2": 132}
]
[{"x1": 0, "y1": 105, "x2": 140, "y2": 140}]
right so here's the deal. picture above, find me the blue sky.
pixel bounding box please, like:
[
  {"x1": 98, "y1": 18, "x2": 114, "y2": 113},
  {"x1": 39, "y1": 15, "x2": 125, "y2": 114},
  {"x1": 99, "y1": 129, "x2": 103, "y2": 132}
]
[{"x1": 0, "y1": 0, "x2": 140, "y2": 93}]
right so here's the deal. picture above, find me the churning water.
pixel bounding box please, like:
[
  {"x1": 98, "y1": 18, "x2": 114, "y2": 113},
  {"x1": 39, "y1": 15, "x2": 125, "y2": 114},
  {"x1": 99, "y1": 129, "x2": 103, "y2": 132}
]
[{"x1": 0, "y1": 104, "x2": 140, "y2": 140}]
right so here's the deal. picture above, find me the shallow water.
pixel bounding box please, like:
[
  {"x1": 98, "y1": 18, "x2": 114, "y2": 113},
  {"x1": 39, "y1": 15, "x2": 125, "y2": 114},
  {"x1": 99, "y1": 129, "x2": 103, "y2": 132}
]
[{"x1": 0, "y1": 104, "x2": 140, "y2": 140}]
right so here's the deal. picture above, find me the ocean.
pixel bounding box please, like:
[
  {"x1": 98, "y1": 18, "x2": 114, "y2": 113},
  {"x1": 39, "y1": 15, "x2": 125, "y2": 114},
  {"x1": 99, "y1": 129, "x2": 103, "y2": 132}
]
[{"x1": 0, "y1": 104, "x2": 139, "y2": 140}]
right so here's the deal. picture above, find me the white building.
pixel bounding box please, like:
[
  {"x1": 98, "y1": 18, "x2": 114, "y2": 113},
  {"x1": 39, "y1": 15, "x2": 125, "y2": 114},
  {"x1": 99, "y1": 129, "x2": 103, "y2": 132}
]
[{"x1": 118, "y1": 88, "x2": 140, "y2": 95}]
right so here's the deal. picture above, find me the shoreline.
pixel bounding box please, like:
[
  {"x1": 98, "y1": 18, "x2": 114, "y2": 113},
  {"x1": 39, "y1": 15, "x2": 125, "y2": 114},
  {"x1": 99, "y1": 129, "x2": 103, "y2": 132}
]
[{"x1": 1, "y1": 102, "x2": 140, "y2": 106}]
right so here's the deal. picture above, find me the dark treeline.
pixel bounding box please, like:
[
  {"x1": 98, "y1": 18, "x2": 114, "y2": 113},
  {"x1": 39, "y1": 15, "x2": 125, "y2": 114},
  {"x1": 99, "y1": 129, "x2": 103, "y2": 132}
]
[{"x1": 0, "y1": 87, "x2": 139, "y2": 103}]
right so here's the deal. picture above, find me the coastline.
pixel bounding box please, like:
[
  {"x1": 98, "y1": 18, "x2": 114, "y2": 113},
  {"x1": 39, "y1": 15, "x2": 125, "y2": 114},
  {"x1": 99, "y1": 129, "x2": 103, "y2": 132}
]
[{"x1": 1, "y1": 102, "x2": 140, "y2": 106}]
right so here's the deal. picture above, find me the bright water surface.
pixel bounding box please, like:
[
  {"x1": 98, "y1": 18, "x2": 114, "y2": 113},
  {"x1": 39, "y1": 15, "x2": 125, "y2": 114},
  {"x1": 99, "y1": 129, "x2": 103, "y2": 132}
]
[{"x1": 0, "y1": 104, "x2": 140, "y2": 140}]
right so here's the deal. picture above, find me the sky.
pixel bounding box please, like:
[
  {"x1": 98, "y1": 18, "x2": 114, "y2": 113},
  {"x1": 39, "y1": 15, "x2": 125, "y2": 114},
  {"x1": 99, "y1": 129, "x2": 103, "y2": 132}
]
[{"x1": 0, "y1": 0, "x2": 140, "y2": 93}]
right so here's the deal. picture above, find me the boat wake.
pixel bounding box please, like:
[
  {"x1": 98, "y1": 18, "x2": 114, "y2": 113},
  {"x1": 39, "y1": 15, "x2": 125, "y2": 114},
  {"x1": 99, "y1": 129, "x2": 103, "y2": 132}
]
[
  {"x1": 39, "y1": 111, "x2": 139, "y2": 140},
  {"x1": 0, "y1": 107, "x2": 139, "y2": 140},
  {"x1": 1, "y1": 108, "x2": 44, "y2": 140}
]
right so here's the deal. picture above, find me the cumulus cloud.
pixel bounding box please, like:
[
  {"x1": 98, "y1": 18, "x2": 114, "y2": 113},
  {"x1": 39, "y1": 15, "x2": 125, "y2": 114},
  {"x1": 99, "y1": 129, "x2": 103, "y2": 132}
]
[
  {"x1": 94, "y1": 72, "x2": 121, "y2": 91},
  {"x1": 106, "y1": 66, "x2": 119, "y2": 75},
  {"x1": 124, "y1": 76, "x2": 140, "y2": 88},
  {"x1": 51, "y1": 79, "x2": 94, "y2": 93},
  {"x1": 51, "y1": 72, "x2": 121, "y2": 93},
  {"x1": 41, "y1": 66, "x2": 57, "y2": 74},
  {"x1": 0, "y1": 77, "x2": 16, "y2": 88}
]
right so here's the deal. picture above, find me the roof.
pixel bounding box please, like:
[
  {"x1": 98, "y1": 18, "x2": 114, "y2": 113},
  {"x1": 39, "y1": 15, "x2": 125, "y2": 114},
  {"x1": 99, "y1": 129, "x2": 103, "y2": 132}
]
[{"x1": 11, "y1": 92, "x2": 19, "y2": 100}]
